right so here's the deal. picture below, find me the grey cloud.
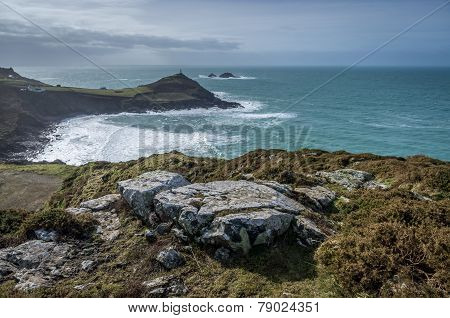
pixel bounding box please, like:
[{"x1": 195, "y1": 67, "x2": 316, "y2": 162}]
[{"x1": 0, "y1": 20, "x2": 240, "y2": 51}]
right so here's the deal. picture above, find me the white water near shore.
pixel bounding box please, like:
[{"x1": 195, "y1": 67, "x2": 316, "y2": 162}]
[
  {"x1": 19, "y1": 66, "x2": 450, "y2": 163},
  {"x1": 31, "y1": 92, "x2": 295, "y2": 165}
]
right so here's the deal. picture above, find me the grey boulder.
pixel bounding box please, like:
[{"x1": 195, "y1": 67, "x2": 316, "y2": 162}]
[
  {"x1": 118, "y1": 171, "x2": 190, "y2": 223},
  {"x1": 156, "y1": 247, "x2": 185, "y2": 270},
  {"x1": 142, "y1": 275, "x2": 188, "y2": 297},
  {"x1": 316, "y1": 169, "x2": 387, "y2": 190},
  {"x1": 80, "y1": 194, "x2": 121, "y2": 211},
  {"x1": 154, "y1": 180, "x2": 305, "y2": 236},
  {"x1": 294, "y1": 186, "x2": 336, "y2": 211},
  {"x1": 201, "y1": 209, "x2": 294, "y2": 254},
  {"x1": 293, "y1": 215, "x2": 331, "y2": 247}
]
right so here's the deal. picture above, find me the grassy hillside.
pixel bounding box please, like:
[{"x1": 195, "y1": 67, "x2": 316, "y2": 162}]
[{"x1": 0, "y1": 149, "x2": 448, "y2": 297}]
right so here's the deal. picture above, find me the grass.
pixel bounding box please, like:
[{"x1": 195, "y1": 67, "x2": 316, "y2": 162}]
[
  {"x1": 0, "y1": 163, "x2": 76, "y2": 179},
  {"x1": 0, "y1": 149, "x2": 448, "y2": 297}
]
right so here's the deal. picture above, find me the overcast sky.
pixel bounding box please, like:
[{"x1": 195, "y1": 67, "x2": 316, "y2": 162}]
[{"x1": 1, "y1": 0, "x2": 449, "y2": 66}]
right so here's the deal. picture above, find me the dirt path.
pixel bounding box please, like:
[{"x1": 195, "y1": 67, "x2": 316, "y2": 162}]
[{"x1": 0, "y1": 170, "x2": 62, "y2": 211}]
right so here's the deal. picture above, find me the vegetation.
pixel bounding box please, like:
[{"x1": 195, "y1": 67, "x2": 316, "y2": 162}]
[{"x1": 0, "y1": 149, "x2": 448, "y2": 297}]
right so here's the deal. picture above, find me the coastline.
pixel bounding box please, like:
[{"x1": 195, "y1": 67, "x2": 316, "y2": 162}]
[{"x1": 0, "y1": 69, "x2": 241, "y2": 161}]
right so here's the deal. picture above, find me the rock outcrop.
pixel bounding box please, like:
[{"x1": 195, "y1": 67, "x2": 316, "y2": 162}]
[
  {"x1": 80, "y1": 194, "x2": 121, "y2": 211},
  {"x1": 153, "y1": 180, "x2": 306, "y2": 253},
  {"x1": 0, "y1": 240, "x2": 76, "y2": 290},
  {"x1": 208, "y1": 73, "x2": 217, "y2": 78},
  {"x1": 118, "y1": 171, "x2": 190, "y2": 224},
  {"x1": 294, "y1": 186, "x2": 336, "y2": 212},
  {"x1": 316, "y1": 169, "x2": 387, "y2": 190},
  {"x1": 292, "y1": 216, "x2": 330, "y2": 247},
  {"x1": 201, "y1": 209, "x2": 294, "y2": 253}
]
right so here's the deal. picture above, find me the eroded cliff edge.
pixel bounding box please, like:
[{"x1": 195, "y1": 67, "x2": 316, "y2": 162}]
[{"x1": 0, "y1": 68, "x2": 240, "y2": 160}]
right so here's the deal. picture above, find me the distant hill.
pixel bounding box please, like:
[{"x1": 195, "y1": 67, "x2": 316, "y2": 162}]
[{"x1": 0, "y1": 69, "x2": 241, "y2": 161}]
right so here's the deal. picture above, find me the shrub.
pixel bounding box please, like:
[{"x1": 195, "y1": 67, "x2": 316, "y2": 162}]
[
  {"x1": 0, "y1": 209, "x2": 28, "y2": 248},
  {"x1": 19, "y1": 208, "x2": 98, "y2": 240},
  {"x1": 0, "y1": 209, "x2": 27, "y2": 235},
  {"x1": 316, "y1": 198, "x2": 449, "y2": 297}
]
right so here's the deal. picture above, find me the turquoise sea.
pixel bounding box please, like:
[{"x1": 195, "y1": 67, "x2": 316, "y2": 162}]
[{"x1": 16, "y1": 66, "x2": 450, "y2": 165}]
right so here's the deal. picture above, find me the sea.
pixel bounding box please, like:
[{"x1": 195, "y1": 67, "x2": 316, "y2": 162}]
[{"x1": 15, "y1": 66, "x2": 450, "y2": 165}]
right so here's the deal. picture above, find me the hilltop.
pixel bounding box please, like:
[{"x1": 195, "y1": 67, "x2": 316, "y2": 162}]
[
  {"x1": 0, "y1": 149, "x2": 448, "y2": 297},
  {"x1": 0, "y1": 68, "x2": 240, "y2": 160}
]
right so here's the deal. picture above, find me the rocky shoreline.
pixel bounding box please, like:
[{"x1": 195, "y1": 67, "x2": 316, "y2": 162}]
[{"x1": 0, "y1": 68, "x2": 241, "y2": 161}]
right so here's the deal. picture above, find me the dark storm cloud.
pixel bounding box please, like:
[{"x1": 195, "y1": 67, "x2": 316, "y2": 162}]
[{"x1": 0, "y1": 20, "x2": 240, "y2": 51}]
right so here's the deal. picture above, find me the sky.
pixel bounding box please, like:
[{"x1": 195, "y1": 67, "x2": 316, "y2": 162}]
[{"x1": 0, "y1": 0, "x2": 449, "y2": 66}]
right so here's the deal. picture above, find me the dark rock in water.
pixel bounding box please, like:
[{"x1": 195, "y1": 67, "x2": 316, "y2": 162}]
[
  {"x1": 208, "y1": 73, "x2": 217, "y2": 78},
  {"x1": 219, "y1": 72, "x2": 237, "y2": 78},
  {"x1": 156, "y1": 247, "x2": 185, "y2": 270},
  {"x1": 145, "y1": 230, "x2": 157, "y2": 243}
]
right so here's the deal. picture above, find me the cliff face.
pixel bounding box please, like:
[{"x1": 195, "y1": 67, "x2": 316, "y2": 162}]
[{"x1": 0, "y1": 70, "x2": 240, "y2": 160}]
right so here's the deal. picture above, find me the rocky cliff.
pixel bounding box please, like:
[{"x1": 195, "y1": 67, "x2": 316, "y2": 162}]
[{"x1": 0, "y1": 69, "x2": 240, "y2": 160}]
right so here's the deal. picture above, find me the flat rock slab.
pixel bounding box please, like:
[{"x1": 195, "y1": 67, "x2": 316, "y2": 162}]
[
  {"x1": 118, "y1": 170, "x2": 190, "y2": 223},
  {"x1": 316, "y1": 169, "x2": 387, "y2": 190},
  {"x1": 155, "y1": 180, "x2": 305, "y2": 222},
  {"x1": 0, "y1": 240, "x2": 75, "y2": 290},
  {"x1": 201, "y1": 209, "x2": 294, "y2": 253},
  {"x1": 80, "y1": 194, "x2": 121, "y2": 211},
  {"x1": 154, "y1": 180, "x2": 305, "y2": 253},
  {"x1": 68, "y1": 194, "x2": 122, "y2": 241}
]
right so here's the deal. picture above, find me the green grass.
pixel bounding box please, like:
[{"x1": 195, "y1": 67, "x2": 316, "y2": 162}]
[
  {"x1": 0, "y1": 163, "x2": 76, "y2": 179},
  {"x1": 0, "y1": 149, "x2": 448, "y2": 297}
]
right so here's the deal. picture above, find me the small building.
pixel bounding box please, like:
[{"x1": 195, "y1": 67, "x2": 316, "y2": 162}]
[{"x1": 27, "y1": 85, "x2": 46, "y2": 93}]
